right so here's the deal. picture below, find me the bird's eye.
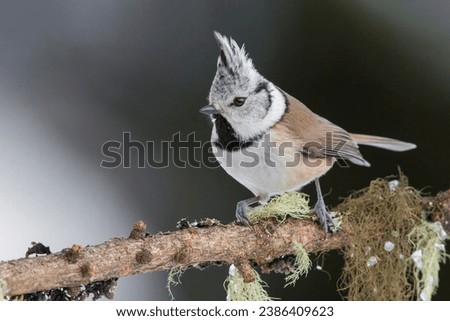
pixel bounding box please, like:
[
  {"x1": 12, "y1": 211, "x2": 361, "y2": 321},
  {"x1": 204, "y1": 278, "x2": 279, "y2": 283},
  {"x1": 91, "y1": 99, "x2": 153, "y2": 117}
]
[{"x1": 233, "y1": 97, "x2": 246, "y2": 107}]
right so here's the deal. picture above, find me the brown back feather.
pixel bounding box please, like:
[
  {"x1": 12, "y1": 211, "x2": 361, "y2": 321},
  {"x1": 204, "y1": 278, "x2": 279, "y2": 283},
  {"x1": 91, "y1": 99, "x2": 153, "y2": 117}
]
[{"x1": 274, "y1": 93, "x2": 370, "y2": 167}]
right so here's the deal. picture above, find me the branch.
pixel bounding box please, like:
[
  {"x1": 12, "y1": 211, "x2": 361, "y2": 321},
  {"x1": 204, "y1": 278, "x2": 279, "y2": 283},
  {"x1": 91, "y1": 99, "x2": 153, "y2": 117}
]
[{"x1": 1, "y1": 189, "x2": 449, "y2": 297}]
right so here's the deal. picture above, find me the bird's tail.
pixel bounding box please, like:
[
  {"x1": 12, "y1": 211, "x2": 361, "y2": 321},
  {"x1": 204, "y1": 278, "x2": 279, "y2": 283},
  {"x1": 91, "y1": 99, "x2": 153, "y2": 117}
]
[{"x1": 350, "y1": 133, "x2": 416, "y2": 152}]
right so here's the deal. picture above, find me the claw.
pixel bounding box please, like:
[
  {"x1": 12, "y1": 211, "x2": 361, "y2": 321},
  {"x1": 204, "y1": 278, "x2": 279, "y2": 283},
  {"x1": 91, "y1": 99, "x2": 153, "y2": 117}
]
[
  {"x1": 235, "y1": 200, "x2": 251, "y2": 226},
  {"x1": 235, "y1": 196, "x2": 260, "y2": 226},
  {"x1": 314, "y1": 199, "x2": 335, "y2": 233}
]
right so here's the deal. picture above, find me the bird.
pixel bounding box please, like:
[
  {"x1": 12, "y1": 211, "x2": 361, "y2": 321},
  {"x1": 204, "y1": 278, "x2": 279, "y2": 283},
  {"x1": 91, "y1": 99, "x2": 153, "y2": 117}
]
[{"x1": 200, "y1": 32, "x2": 416, "y2": 231}]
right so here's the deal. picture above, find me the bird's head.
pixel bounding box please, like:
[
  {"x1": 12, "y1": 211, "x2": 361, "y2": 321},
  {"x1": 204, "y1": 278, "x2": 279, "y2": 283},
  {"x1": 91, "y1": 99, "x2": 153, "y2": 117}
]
[{"x1": 201, "y1": 32, "x2": 285, "y2": 141}]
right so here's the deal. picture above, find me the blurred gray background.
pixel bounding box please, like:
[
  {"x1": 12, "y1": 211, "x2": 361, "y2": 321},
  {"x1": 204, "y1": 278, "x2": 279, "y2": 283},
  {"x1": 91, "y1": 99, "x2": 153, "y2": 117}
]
[{"x1": 0, "y1": 0, "x2": 449, "y2": 300}]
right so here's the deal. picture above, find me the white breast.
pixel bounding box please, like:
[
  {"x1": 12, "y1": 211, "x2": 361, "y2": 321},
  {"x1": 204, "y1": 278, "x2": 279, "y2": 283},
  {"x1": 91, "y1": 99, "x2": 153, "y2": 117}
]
[{"x1": 211, "y1": 128, "x2": 334, "y2": 200}]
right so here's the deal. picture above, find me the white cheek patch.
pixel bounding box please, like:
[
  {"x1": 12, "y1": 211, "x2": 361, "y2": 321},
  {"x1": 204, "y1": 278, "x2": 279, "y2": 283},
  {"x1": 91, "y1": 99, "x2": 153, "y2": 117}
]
[
  {"x1": 229, "y1": 84, "x2": 287, "y2": 141},
  {"x1": 261, "y1": 85, "x2": 286, "y2": 124}
]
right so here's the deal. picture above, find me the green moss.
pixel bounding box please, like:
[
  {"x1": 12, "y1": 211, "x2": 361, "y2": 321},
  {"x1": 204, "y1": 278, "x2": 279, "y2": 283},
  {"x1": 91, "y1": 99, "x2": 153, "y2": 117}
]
[
  {"x1": 224, "y1": 265, "x2": 272, "y2": 301},
  {"x1": 249, "y1": 192, "x2": 310, "y2": 224},
  {"x1": 285, "y1": 242, "x2": 312, "y2": 287}
]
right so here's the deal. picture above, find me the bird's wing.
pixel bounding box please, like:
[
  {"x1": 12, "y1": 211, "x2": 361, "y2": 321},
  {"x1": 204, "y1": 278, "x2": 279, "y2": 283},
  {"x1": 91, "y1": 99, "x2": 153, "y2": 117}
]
[{"x1": 273, "y1": 93, "x2": 370, "y2": 167}]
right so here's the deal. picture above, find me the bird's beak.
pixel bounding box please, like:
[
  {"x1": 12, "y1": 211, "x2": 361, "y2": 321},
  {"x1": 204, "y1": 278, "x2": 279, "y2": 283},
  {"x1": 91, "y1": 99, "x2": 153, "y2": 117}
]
[{"x1": 199, "y1": 105, "x2": 220, "y2": 115}]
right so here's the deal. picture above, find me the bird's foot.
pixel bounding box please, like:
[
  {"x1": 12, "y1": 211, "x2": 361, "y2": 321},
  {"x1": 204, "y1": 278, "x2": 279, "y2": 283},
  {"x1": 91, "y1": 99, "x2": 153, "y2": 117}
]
[
  {"x1": 236, "y1": 200, "x2": 251, "y2": 226},
  {"x1": 235, "y1": 196, "x2": 261, "y2": 226},
  {"x1": 313, "y1": 199, "x2": 336, "y2": 233}
]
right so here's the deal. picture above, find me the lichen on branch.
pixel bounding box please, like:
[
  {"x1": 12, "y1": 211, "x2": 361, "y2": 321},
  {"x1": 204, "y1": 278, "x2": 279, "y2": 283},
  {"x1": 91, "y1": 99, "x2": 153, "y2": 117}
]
[{"x1": 0, "y1": 175, "x2": 448, "y2": 300}]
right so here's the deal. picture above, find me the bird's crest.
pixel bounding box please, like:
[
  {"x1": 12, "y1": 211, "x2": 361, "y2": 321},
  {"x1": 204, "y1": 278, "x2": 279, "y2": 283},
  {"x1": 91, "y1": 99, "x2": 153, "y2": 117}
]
[
  {"x1": 214, "y1": 31, "x2": 254, "y2": 77},
  {"x1": 210, "y1": 32, "x2": 260, "y2": 95}
]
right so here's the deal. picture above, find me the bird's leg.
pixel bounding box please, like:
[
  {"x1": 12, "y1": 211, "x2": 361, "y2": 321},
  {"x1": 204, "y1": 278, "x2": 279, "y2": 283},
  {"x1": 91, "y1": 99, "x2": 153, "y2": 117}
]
[
  {"x1": 236, "y1": 196, "x2": 260, "y2": 226},
  {"x1": 313, "y1": 178, "x2": 335, "y2": 232}
]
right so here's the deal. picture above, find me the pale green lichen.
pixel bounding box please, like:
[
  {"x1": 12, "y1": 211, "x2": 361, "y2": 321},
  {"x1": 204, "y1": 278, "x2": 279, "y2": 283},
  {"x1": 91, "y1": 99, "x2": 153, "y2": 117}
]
[
  {"x1": 224, "y1": 265, "x2": 272, "y2": 301},
  {"x1": 166, "y1": 267, "x2": 184, "y2": 300},
  {"x1": 223, "y1": 193, "x2": 311, "y2": 300},
  {"x1": 408, "y1": 221, "x2": 449, "y2": 301},
  {"x1": 248, "y1": 192, "x2": 310, "y2": 224},
  {"x1": 328, "y1": 211, "x2": 343, "y2": 233},
  {"x1": 0, "y1": 279, "x2": 5, "y2": 301},
  {"x1": 285, "y1": 242, "x2": 312, "y2": 287}
]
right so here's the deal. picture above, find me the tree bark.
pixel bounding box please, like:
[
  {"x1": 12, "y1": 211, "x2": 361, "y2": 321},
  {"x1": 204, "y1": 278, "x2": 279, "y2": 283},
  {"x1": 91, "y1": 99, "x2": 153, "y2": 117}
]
[{"x1": 1, "y1": 189, "x2": 448, "y2": 297}]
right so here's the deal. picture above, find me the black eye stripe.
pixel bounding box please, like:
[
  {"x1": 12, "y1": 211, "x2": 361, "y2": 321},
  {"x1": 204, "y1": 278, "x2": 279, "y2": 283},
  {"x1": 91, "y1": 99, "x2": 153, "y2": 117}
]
[
  {"x1": 254, "y1": 81, "x2": 268, "y2": 94},
  {"x1": 254, "y1": 81, "x2": 272, "y2": 110}
]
